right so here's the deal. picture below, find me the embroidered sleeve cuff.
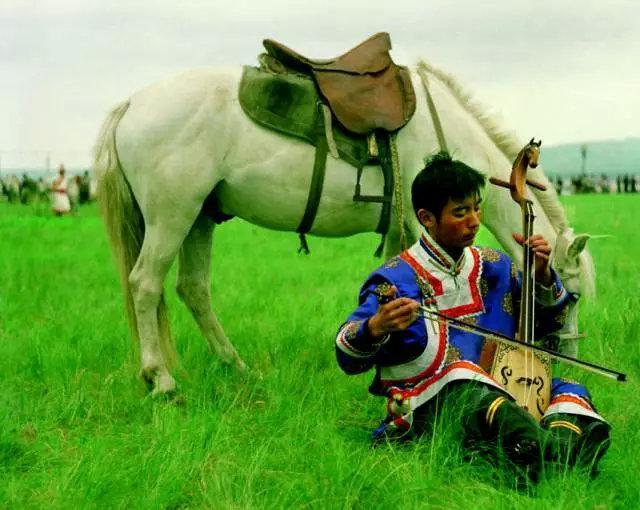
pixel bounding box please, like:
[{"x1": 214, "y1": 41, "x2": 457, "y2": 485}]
[
  {"x1": 535, "y1": 270, "x2": 567, "y2": 306},
  {"x1": 335, "y1": 319, "x2": 390, "y2": 358}
]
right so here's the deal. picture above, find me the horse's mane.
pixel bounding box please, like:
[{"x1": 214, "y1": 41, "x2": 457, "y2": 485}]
[
  {"x1": 417, "y1": 60, "x2": 596, "y2": 297},
  {"x1": 417, "y1": 59, "x2": 569, "y2": 232}
]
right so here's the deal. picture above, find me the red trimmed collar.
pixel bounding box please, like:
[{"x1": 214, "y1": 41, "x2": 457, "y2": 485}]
[{"x1": 419, "y1": 232, "x2": 466, "y2": 276}]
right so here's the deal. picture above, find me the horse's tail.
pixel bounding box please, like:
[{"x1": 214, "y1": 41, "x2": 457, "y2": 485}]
[{"x1": 94, "y1": 100, "x2": 175, "y2": 367}]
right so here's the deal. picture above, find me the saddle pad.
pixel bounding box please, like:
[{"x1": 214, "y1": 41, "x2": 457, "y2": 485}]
[{"x1": 238, "y1": 66, "x2": 371, "y2": 168}]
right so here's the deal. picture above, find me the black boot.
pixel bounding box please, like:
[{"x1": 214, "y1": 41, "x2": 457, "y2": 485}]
[
  {"x1": 462, "y1": 386, "x2": 545, "y2": 483},
  {"x1": 576, "y1": 418, "x2": 611, "y2": 477},
  {"x1": 541, "y1": 413, "x2": 610, "y2": 477},
  {"x1": 541, "y1": 414, "x2": 582, "y2": 468}
]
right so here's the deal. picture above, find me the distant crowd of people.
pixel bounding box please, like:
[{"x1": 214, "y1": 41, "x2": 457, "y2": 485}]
[
  {"x1": 550, "y1": 174, "x2": 639, "y2": 195},
  {"x1": 0, "y1": 164, "x2": 96, "y2": 214},
  {"x1": 3, "y1": 166, "x2": 636, "y2": 215}
]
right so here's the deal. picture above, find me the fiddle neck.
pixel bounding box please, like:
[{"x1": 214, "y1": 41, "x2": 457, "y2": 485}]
[{"x1": 518, "y1": 199, "x2": 536, "y2": 344}]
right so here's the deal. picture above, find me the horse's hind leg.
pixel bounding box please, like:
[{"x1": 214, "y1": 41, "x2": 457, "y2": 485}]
[
  {"x1": 176, "y1": 215, "x2": 247, "y2": 371},
  {"x1": 129, "y1": 222, "x2": 191, "y2": 396}
]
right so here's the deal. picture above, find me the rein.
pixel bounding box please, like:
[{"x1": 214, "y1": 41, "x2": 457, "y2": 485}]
[{"x1": 417, "y1": 62, "x2": 448, "y2": 153}]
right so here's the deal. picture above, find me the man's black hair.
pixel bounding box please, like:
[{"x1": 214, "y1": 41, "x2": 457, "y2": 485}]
[{"x1": 411, "y1": 152, "x2": 486, "y2": 219}]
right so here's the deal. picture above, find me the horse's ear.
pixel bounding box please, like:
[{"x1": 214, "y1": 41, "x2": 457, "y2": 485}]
[{"x1": 568, "y1": 234, "x2": 591, "y2": 258}]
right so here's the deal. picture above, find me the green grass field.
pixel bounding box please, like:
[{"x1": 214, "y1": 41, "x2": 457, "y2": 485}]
[{"x1": 1, "y1": 195, "x2": 639, "y2": 509}]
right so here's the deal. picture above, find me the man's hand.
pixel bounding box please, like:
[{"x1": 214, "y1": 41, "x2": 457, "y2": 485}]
[
  {"x1": 512, "y1": 233, "x2": 553, "y2": 286},
  {"x1": 368, "y1": 285, "x2": 421, "y2": 338}
]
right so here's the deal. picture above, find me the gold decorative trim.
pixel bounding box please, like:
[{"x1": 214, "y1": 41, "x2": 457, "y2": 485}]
[
  {"x1": 384, "y1": 257, "x2": 401, "y2": 269},
  {"x1": 485, "y1": 396, "x2": 507, "y2": 427},
  {"x1": 502, "y1": 291, "x2": 514, "y2": 316},
  {"x1": 479, "y1": 247, "x2": 501, "y2": 263},
  {"x1": 548, "y1": 420, "x2": 583, "y2": 436},
  {"x1": 479, "y1": 278, "x2": 490, "y2": 298}
]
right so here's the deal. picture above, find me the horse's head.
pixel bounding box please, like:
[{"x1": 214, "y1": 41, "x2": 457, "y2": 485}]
[
  {"x1": 553, "y1": 227, "x2": 592, "y2": 297},
  {"x1": 547, "y1": 227, "x2": 596, "y2": 357}
]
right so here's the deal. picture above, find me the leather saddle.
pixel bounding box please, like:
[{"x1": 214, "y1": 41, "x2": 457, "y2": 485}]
[{"x1": 262, "y1": 32, "x2": 416, "y2": 134}]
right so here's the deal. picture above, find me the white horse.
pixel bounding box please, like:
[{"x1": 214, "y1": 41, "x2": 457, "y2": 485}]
[{"x1": 94, "y1": 59, "x2": 595, "y2": 396}]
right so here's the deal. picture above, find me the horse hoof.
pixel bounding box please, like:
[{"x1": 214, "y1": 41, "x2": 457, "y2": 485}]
[
  {"x1": 152, "y1": 372, "x2": 177, "y2": 397},
  {"x1": 170, "y1": 394, "x2": 187, "y2": 407},
  {"x1": 140, "y1": 366, "x2": 177, "y2": 397}
]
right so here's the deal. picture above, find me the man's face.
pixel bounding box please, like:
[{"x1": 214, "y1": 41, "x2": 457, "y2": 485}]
[{"x1": 418, "y1": 194, "x2": 482, "y2": 251}]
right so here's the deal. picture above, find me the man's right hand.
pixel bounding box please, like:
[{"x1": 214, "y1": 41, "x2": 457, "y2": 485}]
[{"x1": 367, "y1": 285, "x2": 421, "y2": 339}]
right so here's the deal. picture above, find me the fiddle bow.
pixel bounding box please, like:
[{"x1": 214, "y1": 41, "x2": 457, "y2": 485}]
[{"x1": 418, "y1": 307, "x2": 625, "y2": 382}]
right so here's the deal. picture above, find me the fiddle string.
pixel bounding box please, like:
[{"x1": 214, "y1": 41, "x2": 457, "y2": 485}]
[
  {"x1": 523, "y1": 200, "x2": 536, "y2": 403},
  {"x1": 523, "y1": 201, "x2": 529, "y2": 399}
]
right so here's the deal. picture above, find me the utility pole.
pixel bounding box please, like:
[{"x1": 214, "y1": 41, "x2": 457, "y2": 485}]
[{"x1": 580, "y1": 144, "x2": 588, "y2": 176}]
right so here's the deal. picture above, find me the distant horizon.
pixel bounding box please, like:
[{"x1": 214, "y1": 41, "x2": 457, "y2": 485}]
[
  {"x1": 3, "y1": 137, "x2": 639, "y2": 173},
  {"x1": 544, "y1": 135, "x2": 640, "y2": 148},
  {"x1": 2, "y1": 135, "x2": 638, "y2": 179}
]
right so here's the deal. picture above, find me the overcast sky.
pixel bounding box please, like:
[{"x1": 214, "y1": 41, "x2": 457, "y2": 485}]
[{"x1": 2, "y1": 0, "x2": 638, "y2": 169}]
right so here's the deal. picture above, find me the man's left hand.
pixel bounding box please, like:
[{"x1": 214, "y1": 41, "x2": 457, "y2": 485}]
[{"x1": 512, "y1": 233, "x2": 553, "y2": 286}]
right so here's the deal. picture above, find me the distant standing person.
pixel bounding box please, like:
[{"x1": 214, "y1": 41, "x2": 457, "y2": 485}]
[
  {"x1": 79, "y1": 171, "x2": 91, "y2": 203},
  {"x1": 51, "y1": 164, "x2": 71, "y2": 215}
]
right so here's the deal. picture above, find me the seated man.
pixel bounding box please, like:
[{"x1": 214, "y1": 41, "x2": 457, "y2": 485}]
[{"x1": 335, "y1": 152, "x2": 610, "y2": 479}]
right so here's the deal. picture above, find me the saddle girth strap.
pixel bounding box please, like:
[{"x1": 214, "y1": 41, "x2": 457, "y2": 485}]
[
  {"x1": 296, "y1": 133, "x2": 329, "y2": 254},
  {"x1": 374, "y1": 134, "x2": 393, "y2": 238},
  {"x1": 370, "y1": 133, "x2": 398, "y2": 256},
  {"x1": 296, "y1": 131, "x2": 397, "y2": 255}
]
